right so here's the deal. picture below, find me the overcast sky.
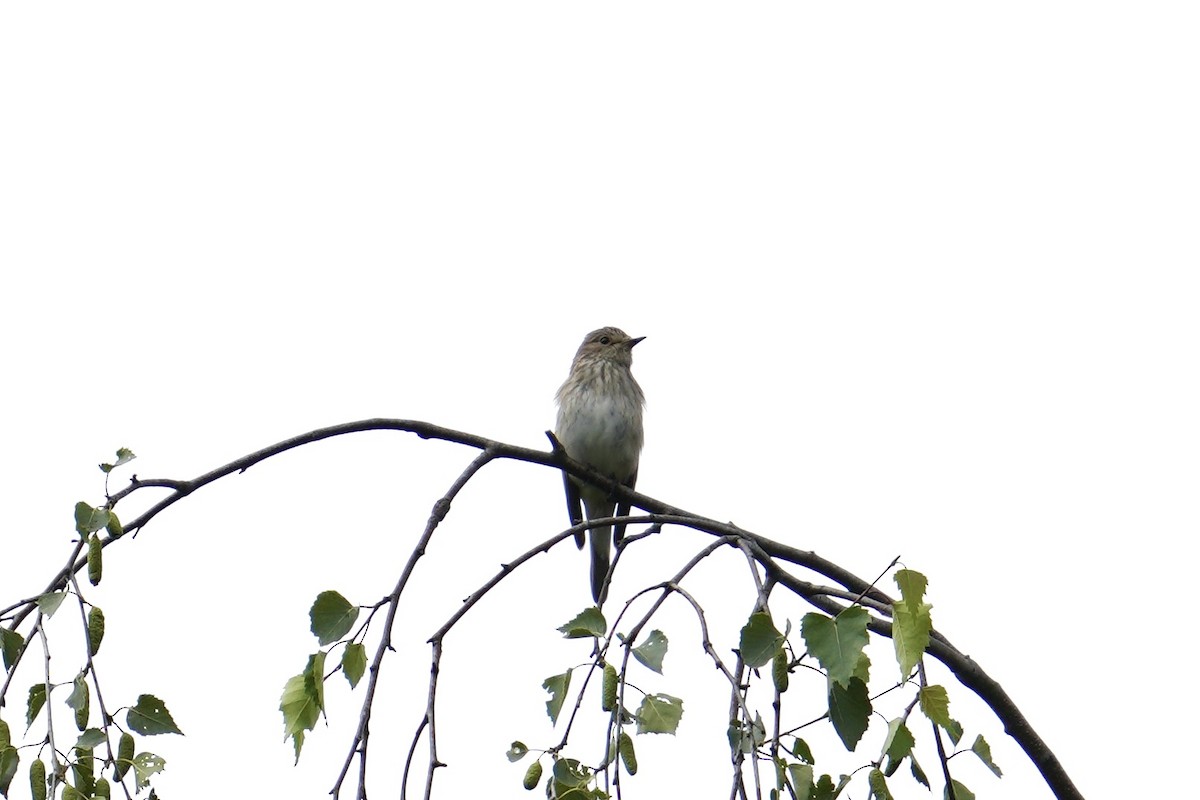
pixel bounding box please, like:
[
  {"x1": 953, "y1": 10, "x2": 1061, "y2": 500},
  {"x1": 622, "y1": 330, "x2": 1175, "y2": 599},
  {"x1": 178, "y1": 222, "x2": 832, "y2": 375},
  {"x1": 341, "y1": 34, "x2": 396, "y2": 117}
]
[{"x1": 2, "y1": 3, "x2": 1197, "y2": 799}]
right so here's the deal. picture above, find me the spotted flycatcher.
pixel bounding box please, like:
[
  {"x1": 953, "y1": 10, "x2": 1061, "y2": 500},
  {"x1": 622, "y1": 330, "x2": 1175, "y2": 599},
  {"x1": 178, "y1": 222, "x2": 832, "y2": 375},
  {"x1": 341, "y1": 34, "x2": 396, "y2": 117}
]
[{"x1": 555, "y1": 327, "x2": 645, "y2": 603}]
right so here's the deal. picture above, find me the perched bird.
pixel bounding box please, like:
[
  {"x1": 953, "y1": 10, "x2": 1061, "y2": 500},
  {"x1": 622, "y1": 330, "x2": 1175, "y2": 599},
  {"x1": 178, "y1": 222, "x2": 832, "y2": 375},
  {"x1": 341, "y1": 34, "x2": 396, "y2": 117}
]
[{"x1": 554, "y1": 327, "x2": 646, "y2": 603}]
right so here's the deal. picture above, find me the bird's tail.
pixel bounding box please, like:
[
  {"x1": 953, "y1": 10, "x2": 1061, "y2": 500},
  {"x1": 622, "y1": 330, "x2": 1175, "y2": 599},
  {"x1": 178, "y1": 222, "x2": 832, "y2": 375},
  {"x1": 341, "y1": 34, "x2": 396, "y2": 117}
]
[{"x1": 589, "y1": 525, "x2": 611, "y2": 603}]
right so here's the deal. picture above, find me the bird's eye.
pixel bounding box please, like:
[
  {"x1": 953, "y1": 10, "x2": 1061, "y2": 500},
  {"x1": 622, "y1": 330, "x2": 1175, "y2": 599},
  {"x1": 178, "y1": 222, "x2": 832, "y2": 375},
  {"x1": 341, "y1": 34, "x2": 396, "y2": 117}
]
[{"x1": 599, "y1": 336, "x2": 611, "y2": 345}]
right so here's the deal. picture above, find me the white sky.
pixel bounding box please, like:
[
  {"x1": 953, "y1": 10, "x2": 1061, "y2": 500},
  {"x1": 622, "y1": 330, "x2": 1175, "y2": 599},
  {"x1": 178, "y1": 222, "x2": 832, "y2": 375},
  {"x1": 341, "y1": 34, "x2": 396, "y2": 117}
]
[{"x1": 2, "y1": 3, "x2": 1197, "y2": 798}]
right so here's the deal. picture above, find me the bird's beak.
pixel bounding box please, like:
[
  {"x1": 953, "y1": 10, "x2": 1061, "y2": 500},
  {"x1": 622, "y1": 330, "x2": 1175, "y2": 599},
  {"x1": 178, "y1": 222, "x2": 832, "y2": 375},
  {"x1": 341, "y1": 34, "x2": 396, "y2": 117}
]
[{"x1": 628, "y1": 336, "x2": 646, "y2": 348}]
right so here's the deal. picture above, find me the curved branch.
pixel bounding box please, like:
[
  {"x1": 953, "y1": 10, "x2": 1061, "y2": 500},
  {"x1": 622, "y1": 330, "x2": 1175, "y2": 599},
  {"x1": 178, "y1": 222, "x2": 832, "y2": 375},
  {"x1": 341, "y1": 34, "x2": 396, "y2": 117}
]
[{"x1": 5, "y1": 418, "x2": 1079, "y2": 800}]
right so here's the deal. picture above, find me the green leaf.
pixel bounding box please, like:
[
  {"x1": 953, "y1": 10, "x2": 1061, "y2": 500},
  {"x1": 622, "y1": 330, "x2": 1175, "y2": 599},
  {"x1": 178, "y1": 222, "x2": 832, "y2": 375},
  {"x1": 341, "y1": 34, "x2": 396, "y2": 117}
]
[
  {"x1": 36, "y1": 593, "x2": 67, "y2": 618},
  {"x1": 305, "y1": 651, "x2": 327, "y2": 718},
  {"x1": 280, "y1": 674, "x2": 320, "y2": 763},
  {"x1": 791, "y1": 737, "x2": 814, "y2": 764},
  {"x1": 131, "y1": 752, "x2": 165, "y2": 791},
  {"x1": 550, "y1": 758, "x2": 591, "y2": 795},
  {"x1": 309, "y1": 591, "x2": 359, "y2": 646},
  {"x1": 27, "y1": 684, "x2": 47, "y2": 729},
  {"x1": 0, "y1": 628, "x2": 23, "y2": 672},
  {"x1": 828, "y1": 677, "x2": 870, "y2": 751},
  {"x1": 75, "y1": 729, "x2": 106, "y2": 749},
  {"x1": 882, "y1": 719, "x2": 915, "y2": 764},
  {"x1": 943, "y1": 779, "x2": 974, "y2": 800},
  {"x1": 945, "y1": 718, "x2": 964, "y2": 745},
  {"x1": 0, "y1": 720, "x2": 8, "y2": 749},
  {"x1": 893, "y1": 570, "x2": 927, "y2": 609},
  {"x1": 542, "y1": 671, "x2": 571, "y2": 724},
  {"x1": 918, "y1": 685, "x2": 951, "y2": 728},
  {"x1": 728, "y1": 712, "x2": 766, "y2": 755},
  {"x1": 67, "y1": 672, "x2": 89, "y2": 731},
  {"x1": 891, "y1": 600, "x2": 931, "y2": 679},
  {"x1": 910, "y1": 755, "x2": 930, "y2": 788},
  {"x1": 505, "y1": 741, "x2": 529, "y2": 762},
  {"x1": 801, "y1": 608, "x2": 869, "y2": 688},
  {"x1": 73, "y1": 502, "x2": 110, "y2": 535},
  {"x1": 72, "y1": 747, "x2": 94, "y2": 797},
  {"x1": 739, "y1": 611, "x2": 784, "y2": 668},
  {"x1": 341, "y1": 643, "x2": 366, "y2": 689},
  {"x1": 557, "y1": 607, "x2": 607, "y2": 639},
  {"x1": 0, "y1": 746, "x2": 18, "y2": 796},
  {"x1": 787, "y1": 764, "x2": 814, "y2": 798},
  {"x1": 99, "y1": 448, "x2": 136, "y2": 474},
  {"x1": 970, "y1": 734, "x2": 1003, "y2": 777},
  {"x1": 635, "y1": 693, "x2": 683, "y2": 734},
  {"x1": 631, "y1": 629, "x2": 668, "y2": 674},
  {"x1": 126, "y1": 695, "x2": 183, "y2": 736}
]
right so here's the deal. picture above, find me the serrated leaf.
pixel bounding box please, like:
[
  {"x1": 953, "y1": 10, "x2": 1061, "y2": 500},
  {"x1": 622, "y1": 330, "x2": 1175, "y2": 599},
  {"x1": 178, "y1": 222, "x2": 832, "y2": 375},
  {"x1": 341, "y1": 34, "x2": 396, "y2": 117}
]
[
  {"x1": 892, "y1": 598, "x2": 932, "y2": 679},
  {"x1": 0, "y1": 746, "x2": 18, "y2": 796},
  {"x1": 894, "y1": 570, "x2": 927, "y2": 608},
  {"x1": 126, "y1": 695, "x2": 183, "y2": 736},
  {"x1": 93, "y1": 777, "x2": 111, "y2": 799},
  {"x1": 131, "y1": 752, "x2": 165, "y2": 791},
  {"x1": 341, "y1": 643, "x2": 366, "y2": 689},
  {"x1": 631, "y1": 629, "x2": 668, "y2": 673},
  {"x1": 87, "y1": 607, "x2": 105, "y2": 658},
  {"x1": 828, "y1": 677, "x2": 870, "y2": 751},
  {"x1": 802, "y1": 608, "x2": 869, "y2": 688},
  {"x1": 305, "y1": 651, "x2": 326, "y2": 718},
  {"x1": 75, "y1": 728, "x2": 106, "y2": 749},
  {"x1": 550, "y1": 757, "x2": 591, "y2": 794},
  {"x1": 910, "y1": 754, "x2": 930, "y2": 788},
  {"x1": 36, "y1": 593, "x2": 67, "y2": 618},
  {"x1": 309, "y1": 591, "x2": 358, "y2": 646},
  {"x1": 72, "y1": 747, "x2": 94, "y2": 797},
  {"x1": 74, "y1": 502, "x2": 110, "y2": 535},
  {"x1": 791, "y1": 737, "x2": 814, "y2": 764},
  {"x1": 0, "y1": 720, "x2": 8, "y2": 749},
  {"x1": 26, "y1": 684, "x2": 47, "y2": 729},
  {"x1": 99, "y1": 448, "x2": 136, "y2": 474},
  {"x1": 918, "y1": 685, "x2": 951, "y2": 728},
  {"x1": 739, "y1": 611, "x2": 784, "y2": 668},
  {"x1": 945, "y1": 718, "x2": 964, "y2": 745},
  {"x1": 787, "y1": 764, "x2": 814, "y2": 798},
  {"x1": 506, "y1": 741, "x2": 528, "y2": 762},
  {"x1": 557, "y1": 607, "x2": 607, "y2": 639},
  {"x1": 542, "y1": 671, "x2": 571, "y2": 724},
  {"x1": 280, "y1": 674, "x2": 319, "y2": 763},
  {"x1": 943, "y1": 779, "x2": 974, "y2": 800},
  {"x1": 0, "y1": 628, "x2": 22, "y2": 672},
  {"x1": 882, "y1": 718, "x2": 915, "y2": 763},
  {"x1": 635, "y1": 693, "x2": 683, "y2": 734},
  {"x1": 970, "y1": 735, "x2": 1003, "y2": 777}
]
